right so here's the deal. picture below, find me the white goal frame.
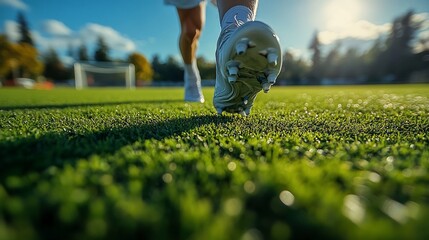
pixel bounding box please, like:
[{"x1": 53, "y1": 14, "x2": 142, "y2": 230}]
[{"x1": 74, "y1": 62, "x2": 135, "y2": 89}]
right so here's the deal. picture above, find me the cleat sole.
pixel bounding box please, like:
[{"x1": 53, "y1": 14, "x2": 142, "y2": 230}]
[
  {"x1": 220, "y1": 21, "x2": 282, "y2": 91},
  {"x1": 214, "y1": 21, "x2": 282, "y2": 115}
]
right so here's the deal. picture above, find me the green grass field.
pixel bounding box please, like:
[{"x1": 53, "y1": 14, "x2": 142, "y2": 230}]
[{"x1": 0, "y1": 85, "x2": 428, "y2": 240}]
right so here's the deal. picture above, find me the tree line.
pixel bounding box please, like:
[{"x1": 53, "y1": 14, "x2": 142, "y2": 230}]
[
  {"x1": 285, "y1": 10, "x2": 429, "y2": 85},
  {"x1": 1, "y1": 10, "x2": 428, "y2": 85}
]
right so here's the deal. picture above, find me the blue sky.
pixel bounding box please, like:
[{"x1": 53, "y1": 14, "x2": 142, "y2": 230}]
[{"x1": 1, "y1": 0, "x2": 429, "y2": 64}]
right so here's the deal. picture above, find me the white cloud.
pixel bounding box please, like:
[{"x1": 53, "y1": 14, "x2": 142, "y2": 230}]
[
  {"x1": 410, "y1": 12, "x2": 429, "y2": 53},
  {"x1": 42, "y1": 20, "x2": 72, "y2": 36},
  {"x1": 420, "y1": 30, "x2": 429, "y2": 38},
  {"x1": 4, "y1": 20, "x2": 20, "y2": 42},
  {"x1": 61, "y1": 55, "x2": 75, "y2": 66},
  {"x1": 319, "y1": 20, "x2": 391, "y2": 45},
  {"x1": 26, "y1": 20, "x2": 137, "y2": 58},
  {"x1": 32, "y1": 30, "x2": 80, "y2": 50},
  {"x1": 413, "y1": 12, "x2": 429, "y2": 29},
  {"x1": 318, "y1": 31, "x2": 340, "y2": 46},
  {"x1": 412, "y1": 12, "x2": 429, "y2": 53},
  {"x1": 414, "y1": 30, "x2": 429, "y2": 53},
  {"x1": 4, "y1": 20, "x2": 77, "y2": 49},
  {"x1": 318, "y1": 12, "x2": 429, "y2": 54},
  {"x1": 4, "y1": 18, "x2": 144, "y2": 59},
  {"x1": 0, "y1": 0, "x2": 27, "y2": 10},
  {"x1": 286, "y1": 47, "x2": 303, "y2": 58},
  {"x1": 319, "y1": 11, "x2": 429, "y2": 49},
  {"x1": 79, "y1": 23, "x2": 136, "y2": 52}
]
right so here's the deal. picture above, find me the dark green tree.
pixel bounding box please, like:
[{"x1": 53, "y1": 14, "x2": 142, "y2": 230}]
[
  {"x1": 17, "y1": 12, "x2": 34, "y2": 46},
  {"x1": 278, "y1": 51, "x2": 309, "y2": 85},
  {"x1": 78, "y1": 43, "x2": 89, "y2": 61},
  {"x1": 151, "y1": 55, "x2": 183, "y2": 82},
  {"x1": 43, "y1": 48, "x2": 70, "y2": 81},
  {"x1": 151, "y1": 54, "x2": 162, "y2": 80},
  {"x1": 308, "y1": 31, "x2": 322, "y2": 84},
  {"x1": 363, "y1": 38, "x2": 385, "y2": 82},
  {"x1": 383, "y1": 10, "x2": 420, "y2": 82},
  {"x1": 337, "y1": 48, "x2": 364, "y2": 81},
  {"x1": 413, "y1": 37, "x2": 429, "y2": 72},
  {"x1": 197, "y1": 56, "x2": 216, "y2": 80},
  {"x1": 94, "y1": 36, "x2": 110, "y2": 62},
  {"x1": 321, "y1": 42, "x2": 341, "y2": 80}
]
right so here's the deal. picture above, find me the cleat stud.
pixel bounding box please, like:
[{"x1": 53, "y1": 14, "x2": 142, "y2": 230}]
[
  {"x1": 239, "y1": 111, "x2": 247, "y2": 117},
  {"x1": 243, "y1": 96, "x2": 249, "y2": 105},
  {"x1": 228, "y1": 75, "x2": 237, "y2": 83},
  {"x1": 259, "y1": 50, "x2": 268, "y2": 56},
  {"x1": 262, "y1": 83, "x2": 271, "y2": 93},
  {"x1": 267, "y1": 53, "x2": 278, "y2": 66},
  {"x1": 227, "y1": 66, "x2": 239, "y2": 76},
  {"x1": 244, "y1": 108, "x2": 251, "y2": 115},
  {"x1": 267, "y1": 73, "x2": 277, "y2": 83},
  {"x1": 248, "y1": 41, "x2": 256, "y2": 48},
  {"x1": 236, "y1": 42, "x2": 248, "y2": 55},
  {"x1": 216, "y1": 108, "x2": 223, "y2": 114}
]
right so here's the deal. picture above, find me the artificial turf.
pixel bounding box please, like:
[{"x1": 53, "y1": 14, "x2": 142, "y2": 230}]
[{"x1": 0, "y1": 85, "x2": 428, "y2": 240}]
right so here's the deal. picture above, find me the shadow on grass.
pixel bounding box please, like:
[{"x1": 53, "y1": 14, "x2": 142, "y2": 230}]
[
  {"x1": 0, "y1": 99, "x2": 185, "y2": 111},
  {"x1": 0, "y1": 115, "x2": 232, "y2": 178}
]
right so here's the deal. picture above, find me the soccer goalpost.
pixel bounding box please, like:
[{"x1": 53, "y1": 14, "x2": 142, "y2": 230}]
[{"x1": 74, "y1": 62, "x2": 135, "y2": 89}]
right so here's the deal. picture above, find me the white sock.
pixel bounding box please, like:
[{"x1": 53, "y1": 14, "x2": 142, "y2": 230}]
[
  {"x1": 220, "y1": 5, "x2": 255, "y2": 29},
  {"x1": 184, "y1": 61, "x2": 200, "y2": 87}
]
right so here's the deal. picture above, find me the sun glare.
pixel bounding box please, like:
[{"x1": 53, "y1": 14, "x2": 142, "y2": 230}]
[{"x1": 323, "y1": 0, "x2": 362, "y2": 30}]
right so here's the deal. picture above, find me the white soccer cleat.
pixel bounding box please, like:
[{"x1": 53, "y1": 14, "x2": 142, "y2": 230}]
[{"x1": 213, "y1": 21, "x2": 282, "y2": 115}]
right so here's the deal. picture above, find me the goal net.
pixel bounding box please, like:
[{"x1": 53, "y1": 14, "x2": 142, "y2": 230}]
[{"x1": 74, "y1": 62, "x2": 135, "y2": 89}]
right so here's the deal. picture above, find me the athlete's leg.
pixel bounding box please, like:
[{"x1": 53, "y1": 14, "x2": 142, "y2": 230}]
[
  {"x1": 217, "y1": 0, "x2": 258, "y2": 21},
  {"x1": 177, "y1": 2, "x2": 206, "y2": 102},
  {"x1": 177, "y1": 2, "x2": 205, "y2": 64}
]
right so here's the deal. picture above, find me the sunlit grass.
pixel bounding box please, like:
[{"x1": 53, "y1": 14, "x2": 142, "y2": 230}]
[{"x1": 0, "y1": 85, "x2": 428, "y2": 240}]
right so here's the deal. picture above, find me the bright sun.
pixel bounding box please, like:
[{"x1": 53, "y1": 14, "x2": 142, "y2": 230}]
[{"x1": 323, "y1": 0, "x2": 362, "y2": 30}]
